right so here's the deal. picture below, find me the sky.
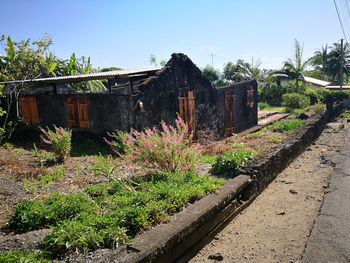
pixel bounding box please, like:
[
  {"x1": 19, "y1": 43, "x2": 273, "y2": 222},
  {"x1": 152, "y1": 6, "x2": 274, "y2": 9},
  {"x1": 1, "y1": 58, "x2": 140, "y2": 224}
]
[{"x1": 0, "y1": 0, "x2": 346, "y2": 71}]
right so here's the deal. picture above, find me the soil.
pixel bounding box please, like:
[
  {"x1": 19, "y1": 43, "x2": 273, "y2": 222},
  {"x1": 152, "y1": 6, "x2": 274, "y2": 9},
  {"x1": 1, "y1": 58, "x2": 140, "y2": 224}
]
[{"x1": 190, "y1": 121, "x2": 348, "y2": 263}]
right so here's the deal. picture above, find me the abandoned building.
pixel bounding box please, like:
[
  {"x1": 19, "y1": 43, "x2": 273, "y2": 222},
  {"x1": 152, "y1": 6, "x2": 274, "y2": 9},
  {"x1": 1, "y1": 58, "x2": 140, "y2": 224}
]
[{"x1": 1, "y1": 53, "x2": 258, "y2": 138}]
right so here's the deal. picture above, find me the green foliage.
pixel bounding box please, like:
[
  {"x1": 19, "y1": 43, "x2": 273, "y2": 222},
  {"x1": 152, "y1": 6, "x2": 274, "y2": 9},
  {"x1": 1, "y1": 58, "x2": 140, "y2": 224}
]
[
  {"x1": 258, "y1": 102, "x2": 270, "y2": 110},
  {"x1": 202, "y1": 65, "x2": 228, "y2": 87},
  {"x1": 211, "y1": 144, "x2": 254, "y2": 177},
  {"x1": 198, "y1": 154, "x2": 217, "y2": 165},
  {"x1": 314, "y1": 88, "x2": 332, "y2": 103},
  {"x1": 31, "y1": 144, "x2": 55, "y2": 167},
  {"x1": 340, "y1": 112, "x2": 350, "y2": 119},
  {"x1": 103, "y1": 130, "x2": 129, "y2": 156},
  {"x1": 11, "y1": 172, "x2": 224, "y2": 255},
  {"x1": 267, "y1": 135, "x2": 283, "y2": 143},
  {"x1": 263, "y1": 119, "x2": 305, "y2": 135},
  {"x1": 259, "y1": 83, "x2": 288, "y2": 106},
  {"x1": 305, "y1": 88, "x2": 318, "y2": 104},
  {"x1": 10, "y1": 193, "x2": 97, "y2": 232},
  {"x1": 282, "y1": 93, "x2": 310, "y2": 111},
  {"x1": 0, "y1": 250, "x2": 50, "y2": 263},
  {"x1": 22, "y1": 167, "x2": 66, "y2": 193},
  {"x1": 332, "y1": 90, "x2": 350, "y2": 101},
  {"x1": 40, "y1": 126, "x2": 72, "y2": 163},
  {"x1": 2, "y1": 142, "x2": 14, "y2": 150},
  {"x1": 90, "y1": 155, "x2": 115, "y2": 179}
]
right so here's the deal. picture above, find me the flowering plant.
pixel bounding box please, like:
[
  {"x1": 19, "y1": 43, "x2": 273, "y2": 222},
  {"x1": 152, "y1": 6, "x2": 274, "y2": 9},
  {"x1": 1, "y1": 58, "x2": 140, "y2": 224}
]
[{"x1": 40, "y1": 126, "x2": 72, "y2": 163}]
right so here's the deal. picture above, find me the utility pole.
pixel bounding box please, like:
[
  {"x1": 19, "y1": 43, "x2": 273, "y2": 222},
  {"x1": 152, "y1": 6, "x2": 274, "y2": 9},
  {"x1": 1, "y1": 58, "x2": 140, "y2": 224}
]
[
  {"x1": 209, "y1": 53, "x2": 216, "y2": 68},
  {"x1": 340, "y1": 38, "x2": 344, "y2": 91}
]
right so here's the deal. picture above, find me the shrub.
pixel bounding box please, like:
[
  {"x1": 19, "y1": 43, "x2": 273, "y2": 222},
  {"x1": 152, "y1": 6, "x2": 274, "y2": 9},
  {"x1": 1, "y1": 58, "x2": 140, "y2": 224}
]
[
  {"x1": 305, "y1": 88, "x2": 318, "y2": 105},
  {"x1": 264, "y1": 119, "x2": 304, "y2": 135},
  {"x1": 332, "y1": 90, "x2": 350, "y2": 101},
  {"x1": 315, "y1": 88, "x2": 332, "y2": 103},
  {"x1": 211, "y1": 144, "x2": 254, "y2": 177},
  {"x1": 340, "y1": 112, "x2": 350, "y2": 119},
  {"x1": 90, "y1": 155, "x2": 115, "y2": 180},
  {"x1": 258, "y1": 102, "x2": 270, "y2": 110},
  {"x1": 103, "y1": 130, "x2": 129, "y2": 156},
  {"x1": 122, "y1": 116, "x2": 197, "y2": 172},
  {"x1": 40, "y1": 126, "x2": 72, "y2": 163},
  {"x1": 259, "y1": 83, "x2": 288, "y2": 106},
  {"x1": 282, "y1": 93, "x2": 310, "y2": 111},
  {"x1": 32, "y1": 143, "x2": 55, "y2": 167}
]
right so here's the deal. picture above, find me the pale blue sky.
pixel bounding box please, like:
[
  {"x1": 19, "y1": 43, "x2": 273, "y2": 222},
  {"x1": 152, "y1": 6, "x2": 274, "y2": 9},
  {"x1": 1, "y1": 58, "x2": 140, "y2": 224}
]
[{"x1": 0, "y1": 0, "x2": 345, "y2": 70}]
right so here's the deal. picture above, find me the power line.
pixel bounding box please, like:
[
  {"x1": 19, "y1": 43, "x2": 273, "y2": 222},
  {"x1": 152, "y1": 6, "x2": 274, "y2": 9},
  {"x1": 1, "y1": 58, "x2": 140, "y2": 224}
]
[
  {"x1": 334, "y1": 0, "x2": 348, "y2": 41},
  {"x1": 342, "y1": 0, "x2": 350, "y2": 39},
  {"x1": 339, "y1": 0, "x2": 350, "y2": 40}
]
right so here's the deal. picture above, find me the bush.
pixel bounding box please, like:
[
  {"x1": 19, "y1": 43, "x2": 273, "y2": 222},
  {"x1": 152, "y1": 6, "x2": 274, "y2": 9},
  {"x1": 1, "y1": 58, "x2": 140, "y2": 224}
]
[
  {"x1": 332, "y1": 90, "x2": 350, "y2": 101},
  {"x1": 103, "y1": 130, "x2": 129, "y2": 156},
  {"x1": 258, "y1": 102, "x2": 270, "y2": 110},
  {"x1": 259, "y1": 83, "x2": 288, "y2": 106},
  {"x1": 122, "y1": 116, "x2": 197, "y2": 172},
  {"x1": 282, "y1": 93, "x2": 309, "y2": 111},
  {"x1": 305, "y1": 88, "x2": 318, "y2": 105},
  {"x1": 315, "y1": 88, "x2": 332, "y2": 103},
  {"x1": 211, "y1": 144, "x2": 254, "y2": 177},
  {"x1": 40, "y1": 126, "x2": 72, "y2": 163}
]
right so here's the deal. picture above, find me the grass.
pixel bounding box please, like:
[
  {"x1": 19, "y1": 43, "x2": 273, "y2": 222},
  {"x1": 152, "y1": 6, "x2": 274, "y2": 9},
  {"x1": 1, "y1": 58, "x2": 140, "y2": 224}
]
[
  {"x1": 10, "y1": 172, "x2": 224, "y2": 255},
  {"x1": 0, "y1": 250, "x2": 50, "y2": 263},
  {"x1": 22, "y1": 167, "x2": 66, "y2": 193},
  {"x1": 340, "y1": 112, "x2": 350, "y2": 119},
  {"x1": 259, "y1": 106, "x2": 286, "y2": 113},
  {"x1": 198, "y1": 154, "x2": 217, "y2": 165}
]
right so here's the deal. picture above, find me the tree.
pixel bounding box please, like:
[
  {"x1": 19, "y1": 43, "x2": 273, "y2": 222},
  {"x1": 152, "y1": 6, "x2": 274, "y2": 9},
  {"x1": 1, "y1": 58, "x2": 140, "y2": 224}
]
[
  {"x1": 311, "y1": 45, "x2": 329, "y2": 80},
  {"x1": 327, "y1": 42, "x2": 350, "y2": 85},
  {"x1": 201, "y1": 65, "x2": 227, "y2": 87},
  {"x1": 149, "y1": 54, "x2": 167, "y2": 67},
  {"x1": 0, "y1": 35, "x2": 52, "y2": 144},
  {"x1": 274, "y1": 39, "x2": 312, "y2": 91},
  {"x1": 222, "y1": 61, "x2": 247, "y2": 82}
]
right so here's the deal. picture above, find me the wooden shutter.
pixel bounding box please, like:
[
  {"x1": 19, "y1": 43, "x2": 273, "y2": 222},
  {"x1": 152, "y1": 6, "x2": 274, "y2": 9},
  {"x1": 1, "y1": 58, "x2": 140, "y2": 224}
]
[
  {"x1": 187, "y1": 91, "x2": 196, "y2": 134},
  {"x1": 67, "y1": 96, "x2": 78, "y2": 128},
  {"x1": 20, "y1": 96, "x2": 40, "y2": 124},
  {"x1": 247, "y1": 87, "x2": 254, "y2": 108},
  {"x1": 77, "y1": 96, "x2": 89, "y2": 128},
  {"x1": 178, "y1": 91, "x2": 196, "y2": 134},
  {"x1": 224, "y1": 91, "x2": 235, "y2": 137}
]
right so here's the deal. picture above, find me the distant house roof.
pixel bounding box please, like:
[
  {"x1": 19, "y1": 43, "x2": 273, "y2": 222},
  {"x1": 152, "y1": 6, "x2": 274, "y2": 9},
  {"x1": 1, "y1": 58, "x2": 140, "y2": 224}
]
[
  {"x1": 304, "y1": 76, "x2": 331, "y2": 87},
  {"x1": 326, "y1": 86, "x2": 350, "y2": 90},
  {"x1": 0, "y1": 67, "x2": 162, "y2": 85}
]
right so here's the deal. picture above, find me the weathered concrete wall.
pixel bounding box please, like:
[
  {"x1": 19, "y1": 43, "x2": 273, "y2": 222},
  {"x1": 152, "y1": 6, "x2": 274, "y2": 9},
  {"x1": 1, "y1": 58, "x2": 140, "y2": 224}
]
[{"x1": 135, "y1": 53, "x2": 220, "y2": 133}]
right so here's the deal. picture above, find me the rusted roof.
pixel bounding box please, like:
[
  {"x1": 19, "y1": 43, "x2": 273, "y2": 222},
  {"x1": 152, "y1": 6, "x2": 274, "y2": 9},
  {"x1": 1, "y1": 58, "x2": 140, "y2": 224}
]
[{"x1": 0, "y1": 67, "x2": 162, "y2": 85}]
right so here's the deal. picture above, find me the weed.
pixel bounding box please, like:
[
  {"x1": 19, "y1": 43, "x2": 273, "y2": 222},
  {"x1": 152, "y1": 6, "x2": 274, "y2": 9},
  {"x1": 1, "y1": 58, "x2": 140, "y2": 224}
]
[
  {"x1": 2, "y1": 142, "x2": 14, "y2": 150},
  {"x1": 0, "y1": 250, "x2": 50, "y2": 263},
  {"x1": 22, "y1": 167, "x2": 66, "y2": 193},
  {"x1": 198, "y1": 154, "x2": 217, "y2": 164},
  {"x1": 32, "y1": 143, "x2": 55, "y2": 167},
  {"x1": 40, "y1": 126, "x2": 72, "y2": 163},
  {"x1": 211, "y1": 144, "x2": 254, "y2": 177},
  {"x1": 90, "y1": 155, "x2": 116, "y2": 180},
  {"x1": 103, "y1": 130, "x2": 129, "y2": 156},
  {"x1": 263, "y1": 119, "x2": 305, "y2": 135},
  {"x1": 340, "y1": 112, "x2": 350, "y2": 119},
  {"x1": 267, "y1": 135, "x2": 283, "y2": 144},
  {"x1": 11, "y1": 172, "x2": 224, "y2": 255}
]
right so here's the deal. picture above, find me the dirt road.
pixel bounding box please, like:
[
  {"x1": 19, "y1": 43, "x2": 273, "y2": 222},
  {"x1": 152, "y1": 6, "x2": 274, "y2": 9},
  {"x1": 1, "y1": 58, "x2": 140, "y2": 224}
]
[{"x1": 190, "y1": 122, "x2": 347, "y2": 263}]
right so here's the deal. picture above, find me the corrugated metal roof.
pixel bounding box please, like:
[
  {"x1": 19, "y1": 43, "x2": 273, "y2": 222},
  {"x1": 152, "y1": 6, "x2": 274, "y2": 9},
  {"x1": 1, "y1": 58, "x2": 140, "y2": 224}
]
[
  {"x1": 0, "y1": 67, "x2": 162, "y2": 85},
  {"x1": 304, "y1": 76, "x2": 331, "y2": 87}
]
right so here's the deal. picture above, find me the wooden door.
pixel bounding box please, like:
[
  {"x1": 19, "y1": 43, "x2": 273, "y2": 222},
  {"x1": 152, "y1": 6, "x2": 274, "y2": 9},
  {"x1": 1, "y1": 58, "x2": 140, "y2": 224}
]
[
  {"x1": 179, "y1": 90, "x2": 196, "y2": 134},
  {"x1": 224, "y1": 91, "x2": 235, "y2": 137},
  {"x1": 20, "y1": 96, "x2": 40, "y2": 124},
  {"x1": 247, "y1": 86, "x2": 254, "y2": 108},
  {"x1": 67, "y1": 96, "x2": 89, "y2": 128}
]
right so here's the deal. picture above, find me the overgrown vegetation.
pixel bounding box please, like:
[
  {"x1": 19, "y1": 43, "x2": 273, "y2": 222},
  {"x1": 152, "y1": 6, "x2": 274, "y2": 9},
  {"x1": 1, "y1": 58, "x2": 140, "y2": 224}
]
[
  {"x1": 106, "y1": 116, "x2": 197, "y2": 173},
  {"x1": 282, "y1": 93, "x2": 310, "y2": 111},
  {"x1": 262, "y1": 119, "x2": 305, "y2": 135},
  {"x1": 211, "y1": 144, "x2": 254, "y2": 177},
  {"x1": 10, "y1": 172, "x2": 224, "y2": 255},
  {"x1": 0, "y1": 250, "x2": 50, "y2": 263},
  {"x1": 40, "y1": 126, "x2": 72, "y2": 163}
]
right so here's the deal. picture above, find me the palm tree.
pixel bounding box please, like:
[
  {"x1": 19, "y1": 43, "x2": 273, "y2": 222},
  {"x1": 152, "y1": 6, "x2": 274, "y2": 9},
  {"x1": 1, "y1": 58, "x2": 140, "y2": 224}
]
[
  {"x1": 327, "y1": 42, "x2": 350, "y2": 85},
  {"x1": 272, "y1": 40, "x2": 311, "y2": 91},
  {"x1": 312, "y1": 45, "x2": 329, "y2": 80},
  {"x1": 279, "y1": 39, "x2": 312, "y2": 91}
]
